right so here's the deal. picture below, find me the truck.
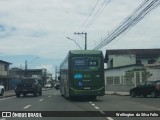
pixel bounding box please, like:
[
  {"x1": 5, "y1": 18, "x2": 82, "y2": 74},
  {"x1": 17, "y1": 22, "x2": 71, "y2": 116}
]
[{"x1": 15, "y1": 78, "x2": 42, "y2": 97}]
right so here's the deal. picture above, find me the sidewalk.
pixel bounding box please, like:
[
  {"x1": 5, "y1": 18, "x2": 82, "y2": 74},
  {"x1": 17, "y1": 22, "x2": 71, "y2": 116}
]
[
  {"x1": 4, "y1": 90, "x2": 15, "y2": 97},
  {"x1": 105, "y1": 91, "x2": 130, "y2": 96}
]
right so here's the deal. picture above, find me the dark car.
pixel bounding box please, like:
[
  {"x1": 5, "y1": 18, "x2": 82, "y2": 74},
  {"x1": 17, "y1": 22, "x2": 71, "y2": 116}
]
[
  {"x1": 55, "y1": 84, "x2": 60, "y2": 90},
  {"x1": 54, "y1": 82, "x2": 60, "y2": 90},
  {"x1": 15, "y1": 78, "x2": 42, "y2": 97},
  {"x1": 130, "y1": 80, "x2": 160, "y2": 98}
]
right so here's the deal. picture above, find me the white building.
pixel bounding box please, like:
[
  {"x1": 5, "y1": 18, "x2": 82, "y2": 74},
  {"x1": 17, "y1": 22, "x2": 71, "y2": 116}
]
[{"x1": 104, "y1": 49, "x2": 160, "y2": 92}]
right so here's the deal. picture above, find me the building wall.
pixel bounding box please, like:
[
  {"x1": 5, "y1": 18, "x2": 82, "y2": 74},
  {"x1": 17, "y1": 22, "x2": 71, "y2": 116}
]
[
  {"x1": 105, "y1": 50, "x2": 160, "y2": 92},
  {"x1": 146, "y1": 68, "x2": 160, "y2": 81},
  {"x1": 0, "y1": 63, "x2": 8, "y2": 76},
  {"x1": 0, "y1": 63, "x2": 10, "y2": 90},
  {"x1": 108, "y1": 55, "x2": 135, "y2": 68},
  {"x1": 105, "y1": 66, "x2": 160, "y2": 92},
  {"x1": 108, "y1": 54, "x2": 160, "y2": 68},
  {"x1": 105, "y1": 66, "x2": 143, "y2": 85}
]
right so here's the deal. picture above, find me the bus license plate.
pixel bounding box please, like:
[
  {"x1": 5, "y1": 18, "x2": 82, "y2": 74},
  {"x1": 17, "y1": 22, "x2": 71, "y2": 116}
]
[{"x1": 84, "y1": 87, "x2": 90, "y2": 90}]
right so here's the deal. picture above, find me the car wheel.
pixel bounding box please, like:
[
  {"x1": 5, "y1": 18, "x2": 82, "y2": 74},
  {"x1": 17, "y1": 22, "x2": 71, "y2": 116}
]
[
  {"x1": 34, "y1": 90, "x2": 38, "y2": 97},
  {"x1": 131, "y1": 91, "x2": 136, "y2": 97},
  {"x1": 39, "y1": 91, "x2": 42, "y2": 96},
  {"x1": 23, "y1": 93, "x2": 26, "y2": 96},
  {"x1": 0, "y1": 89, "x2": 4, "y2": 96},
  {"x1": 150, "y1": 91, "x2": 157, "y2": 98},
  {"x1": 16, "y1": 93, "x2": 20, "y2": 97},
  {"x1": 143, "y1": 94, "x2": 147, "y2": 98}
]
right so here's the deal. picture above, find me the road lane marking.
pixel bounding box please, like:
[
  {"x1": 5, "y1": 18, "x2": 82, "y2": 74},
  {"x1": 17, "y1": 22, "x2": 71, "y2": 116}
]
[
  {"x1": 91, "y1": 103, "x2": 95, "y2": 106},
  {"x1": 24, "y1": 105, "x2": 31, "y2": 109},
  {"x1": 99, "y1": 110, "x2": 105, "y2": 115},
  {"x1": 95, "y1": 106, "x2": 100, "y2": 110},
  {"x1": 106, "y1": 117, "x2": 114, "y2": 120},
  {"x1": 89, "y1": 102, "x2": 114, "y2": 120},
  {"x1": 39, "y1": 99, "x2": 44, "y2": 101}
]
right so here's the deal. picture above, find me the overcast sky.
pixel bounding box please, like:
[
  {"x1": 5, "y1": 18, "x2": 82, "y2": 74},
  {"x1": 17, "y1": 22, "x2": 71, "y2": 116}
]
[{"x1": 0, "y1": 0, "x2": 160, "y2": 76}]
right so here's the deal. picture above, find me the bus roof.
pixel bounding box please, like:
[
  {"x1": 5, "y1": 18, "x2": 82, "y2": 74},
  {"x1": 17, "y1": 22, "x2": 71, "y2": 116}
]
[
  {"x1": 60, "y1": 50, "x2": 103, "y2": 67},
  {"x1": 69, "y1": 50, "x2": 102, "y2": 55}
]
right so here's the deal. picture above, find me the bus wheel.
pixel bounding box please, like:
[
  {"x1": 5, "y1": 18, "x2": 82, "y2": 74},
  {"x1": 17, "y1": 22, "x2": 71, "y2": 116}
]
[{"x1": 65, "y1": 95, "x2": 70, "y2": 99}]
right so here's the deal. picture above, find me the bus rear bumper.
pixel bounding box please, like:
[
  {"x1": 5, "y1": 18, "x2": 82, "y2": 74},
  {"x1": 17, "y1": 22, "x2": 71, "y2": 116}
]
[{"x1": 70, "y1": 87, "x2": 105, "y2": 96}]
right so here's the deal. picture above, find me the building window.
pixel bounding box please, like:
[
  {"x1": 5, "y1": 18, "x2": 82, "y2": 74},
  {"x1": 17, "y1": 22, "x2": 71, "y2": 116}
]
[
  {"x1": 0, "y1": 65, "x2": 2, "y2": 71},
  {"x1": 106, "y1": 76, "x2": 120, "y2": 85},
  {"x1": 136, "y1": 60, "x2": 141, "y2": 65},
  {"x1": 106, "y1": 77, "x2": 113, "y2": 84},
  {"x1": 4, "y1": 65, "x2": 8, "y2": 71},
  {"x1": 114, "y1": 76, "x2": 120, "y2": 85},
  {"x1": 109, "y1": 59, "x2": 113, "y2": 68},
  {"x1": 148, "y1": 59, "x2": 156, "y2": 64}
]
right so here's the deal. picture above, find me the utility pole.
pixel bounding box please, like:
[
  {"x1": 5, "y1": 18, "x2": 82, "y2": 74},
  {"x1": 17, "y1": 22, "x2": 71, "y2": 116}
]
[
  {"x1": 24, "y1": 57, "x2": 39, "y2": 77},
  {"x1": 55, "y1": 66, "x2": 57, "y2": 81},
  {"x1": 25, "y1": 57, "x2": 39, "y2": 70},
  {"x1": 25, "y1": 60, "x2": 27, "y2": 77},
  {"x1": 74, "y1": 32, "x2": 87, "y2": 50},
  {"x1": 25, "y1": 60, "x2": 27, "y2": 70}
]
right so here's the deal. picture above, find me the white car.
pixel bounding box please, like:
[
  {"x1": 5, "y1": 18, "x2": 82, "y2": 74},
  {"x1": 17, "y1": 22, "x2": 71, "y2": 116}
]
[
  {"x1": 0, "y1": 84, "x2": 4, "y2": 96},
  {"x1": 45, "y1": 83, "x2": 52, "y2": 88}
]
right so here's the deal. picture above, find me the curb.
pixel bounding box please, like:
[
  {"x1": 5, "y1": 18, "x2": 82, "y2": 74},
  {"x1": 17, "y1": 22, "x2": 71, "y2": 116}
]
[{"x1": 105, "y1": 92, "x2": 130, "y2": 96}]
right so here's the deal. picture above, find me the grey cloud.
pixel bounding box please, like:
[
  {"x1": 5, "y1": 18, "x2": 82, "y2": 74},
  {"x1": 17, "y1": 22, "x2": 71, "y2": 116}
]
[{"x1": 0, "y1": 24, "x2": 17, "y2": 38}]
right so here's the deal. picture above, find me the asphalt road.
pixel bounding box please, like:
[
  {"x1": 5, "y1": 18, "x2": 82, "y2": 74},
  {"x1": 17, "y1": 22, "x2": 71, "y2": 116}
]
[{"x1": 0, "y1": 88, "x2": 160, "y2": 120}]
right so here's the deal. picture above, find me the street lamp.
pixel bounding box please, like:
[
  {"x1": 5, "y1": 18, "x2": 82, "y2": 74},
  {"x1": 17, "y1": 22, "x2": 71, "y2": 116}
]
[{"x1": 66, "y1": 37, "x2": 82, "y2": 50}]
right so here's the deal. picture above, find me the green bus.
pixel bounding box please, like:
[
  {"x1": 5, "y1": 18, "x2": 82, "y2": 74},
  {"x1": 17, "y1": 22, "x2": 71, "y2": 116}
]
[{"x1": 59, "y1": 50, "x2": 105, "y2": 99}]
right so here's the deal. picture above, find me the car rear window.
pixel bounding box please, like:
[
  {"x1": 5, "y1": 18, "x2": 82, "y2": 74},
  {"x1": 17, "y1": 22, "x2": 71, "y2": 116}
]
[{"x1": 21, "y1": 79, "x2": 34, "y2": 84}]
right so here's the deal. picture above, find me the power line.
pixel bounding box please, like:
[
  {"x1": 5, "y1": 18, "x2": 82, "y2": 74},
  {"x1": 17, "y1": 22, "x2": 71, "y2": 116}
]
[
  {"x1": 93, "y1": 0, "x2": 160, "y2": 50},
  {"x1": 80, "y1": 0, "x2": 100, "y2": 28},
  {"x1": 85, "y1": 0, "x2": 111, "y2": 29},
  {"x1": 78, "y1": 0, "x2": 111, "y2": 32}
]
